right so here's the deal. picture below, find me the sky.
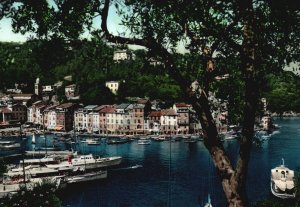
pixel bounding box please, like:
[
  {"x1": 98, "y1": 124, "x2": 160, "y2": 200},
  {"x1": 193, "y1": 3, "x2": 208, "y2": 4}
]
[{"x1": 0, "y1": 4, "x2": 123, "y2": 43}]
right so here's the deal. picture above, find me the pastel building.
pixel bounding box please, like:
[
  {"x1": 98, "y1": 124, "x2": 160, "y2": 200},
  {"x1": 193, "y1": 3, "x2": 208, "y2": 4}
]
[{"x1": 160, "y1": 109, "x2": 178, "y2": 135}]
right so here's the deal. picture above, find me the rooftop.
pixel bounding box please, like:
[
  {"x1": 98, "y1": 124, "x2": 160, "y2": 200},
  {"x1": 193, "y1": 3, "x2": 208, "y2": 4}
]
[{"x1": 57, "y1": 103, "x2": 75, "y2": 109}]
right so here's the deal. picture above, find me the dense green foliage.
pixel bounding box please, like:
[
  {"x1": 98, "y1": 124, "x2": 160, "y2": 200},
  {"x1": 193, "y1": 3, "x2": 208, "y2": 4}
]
[
  {"x1": 0, "y1": 182, "x2": 61, "y2": 207},
  {"x1": 0, "y1": 39, "x2": 182, "y2": 105},
  {"x1": 263, "y1": 72, "x2": 300, "y2": 114}
]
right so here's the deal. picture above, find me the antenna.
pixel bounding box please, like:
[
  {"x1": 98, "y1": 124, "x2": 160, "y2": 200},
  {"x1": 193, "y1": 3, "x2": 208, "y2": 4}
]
[{"x1": 282, "y1": 158, "x2": 284, "y2": 166}]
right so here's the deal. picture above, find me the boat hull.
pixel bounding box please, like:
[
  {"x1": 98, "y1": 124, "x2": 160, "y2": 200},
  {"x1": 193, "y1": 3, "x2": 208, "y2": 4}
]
[
  {"x1": 66, "y1": 171, "x2": 107, "y2": 184},
  {"x1": 271, "y1": 180, "x2": 295, "y2": 199}
]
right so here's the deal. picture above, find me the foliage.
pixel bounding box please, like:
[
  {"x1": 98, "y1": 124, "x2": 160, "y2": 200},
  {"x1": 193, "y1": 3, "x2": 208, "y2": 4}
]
[
  {"x1": 264, "y1": 72, "x2": 300, "y2": 114},
  {"x1": 0, "y1": 181, "x2": 61, "y2": 207},
  {"x1": 1, "y1": 1, "x2": 300, "y2": 205}
]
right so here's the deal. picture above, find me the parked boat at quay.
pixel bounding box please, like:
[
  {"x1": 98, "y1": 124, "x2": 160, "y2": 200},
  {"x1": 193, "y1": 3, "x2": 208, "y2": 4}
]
[
  {"x1": 66, "y1": 170, "x2": 107, "y2": 184},
  {"x1": 106, "y1": 137, "x2": 129, "y2": 145},
  {"x1": 0, "y1": 141, "x2": 21, "y2": 150},
  {"x1": 81, "y1": 138, "x2": 101, "y2": 145},
  {"x1": 138, "y1": 138, "x2": 151, "y2": 145},
  {"x1": 271, "y1": 159, "x2": 295, "y2": 199},
  {"x1": 46, "y1": 154, "x2": 122, "y2": 170}
]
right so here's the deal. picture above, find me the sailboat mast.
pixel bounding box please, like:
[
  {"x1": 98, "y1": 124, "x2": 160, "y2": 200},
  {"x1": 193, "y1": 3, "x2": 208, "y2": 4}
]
[
  {"x1": 20, "y1": 123, "x2": 26, "y2": 187},
  {"x1": 43, "y1": 114, "x2": 47, "y2": 155}
]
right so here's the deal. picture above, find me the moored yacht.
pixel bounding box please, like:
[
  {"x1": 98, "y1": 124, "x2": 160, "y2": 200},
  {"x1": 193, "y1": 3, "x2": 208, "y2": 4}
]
[
  {"x1": 271, "y1": 158, "x2": 295, "y2": 199},
  {"x1": 46, "y1": 154, "x2": 122, "y2": 170},
  {"x1": 66, "y1": 170, "x2": 107, "y2": 184},
  {"x1": 137, "y1": 138, "x2": 151, "y2": 145}
]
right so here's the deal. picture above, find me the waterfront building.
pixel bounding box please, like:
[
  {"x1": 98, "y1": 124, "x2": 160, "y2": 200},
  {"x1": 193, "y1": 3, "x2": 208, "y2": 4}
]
[
  {"x1": 27, "y1": 101, "x2": 47, "y2": 125},
  {"x1": 99, "y1": 105, "x2": 115, "y2": 134},
  {"x1": 106, "y1": 106, "x2": 117, "y2": 134},
  {"x1": 131, "y1": 104, "x2": 147, "y2": 135},
  {"x1": 74, "y1": 105, "x2": 98, "y2": 132},
  {"x1": 160, "y1": 109, "x2": 178, "y2": 135},
  {"x1": 148, "y1": 111, "x2": 161, "y2": 135},
  {"x1": 173, "y1": 103, "x2": 191, "y2": 134},
  {"x1": 55, "y1": 103, "x2": 77, "y2": 131},
  {"x1": 43, "y1": 105, "x2": 58, "y2": 130},
  {"x1": 114, "y1": 103, "x2": 133, "y2": 134},
  {"x1": 10, "y1": 103, "x2": 27, "y2": 124},
  {"x1": 84, "y1": 105, "x2": 99, "y2": 133}
]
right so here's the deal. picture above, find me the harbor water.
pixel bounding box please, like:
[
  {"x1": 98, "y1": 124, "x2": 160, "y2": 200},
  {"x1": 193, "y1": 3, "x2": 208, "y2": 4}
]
[{"x1": 3, "y1": 117, "x2": 300, "y2": 206}]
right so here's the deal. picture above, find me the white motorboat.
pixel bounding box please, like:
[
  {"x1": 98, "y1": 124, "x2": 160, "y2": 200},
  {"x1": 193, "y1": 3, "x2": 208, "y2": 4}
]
[
  {"x1": 0, "y1": 142, "x2": 21, "y2": 150},
  {"x1": 138, "y1": 139, "x2": 151, "y2": 145},
  {"x1": 46, "y1": 154, "x2": 122, "y2": 170},
  {"x1": 271, "y1": 159, "x2": 295, "y2": 199},
  {"x1": 66, "y1": 170, "x2": 107, "y2": 184},
  {"x1": 11, "y1": 165, "x2": 32, "y2": 172},
  {"x1": 86, "y1": 138, "x2": 101, "y2": 145},
  {"x1": 21, "y1": 155, "x2": 61, "y2": 165}
]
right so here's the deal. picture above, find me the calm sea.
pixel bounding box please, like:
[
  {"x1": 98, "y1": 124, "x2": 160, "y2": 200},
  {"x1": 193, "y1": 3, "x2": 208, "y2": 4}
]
[{"x1": 20, "y1": 117, "x2": 300, "y2": 206}]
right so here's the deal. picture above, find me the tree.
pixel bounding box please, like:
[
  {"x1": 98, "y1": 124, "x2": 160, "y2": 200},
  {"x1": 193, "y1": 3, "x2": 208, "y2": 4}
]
[
  {"x1": 0, "y1": 181, "x2": 61, "y2": 207},
  {"x1": 1, "y1": 1, "x2": 299, "y2": 206}
]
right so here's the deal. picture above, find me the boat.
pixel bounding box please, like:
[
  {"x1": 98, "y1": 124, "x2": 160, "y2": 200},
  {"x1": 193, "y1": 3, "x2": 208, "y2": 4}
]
[
  {"x1": 11, "y1": 165, "x2": 32, "y2": 172},
  {"x1": 81, "y1": 138, "x2": 101, "y2": 145},
  {"x1": 130, "y1": 164, "x2": 143, "y2": 169},
  {"x1": 270, "y1": 158, "x2": 295, "y2": 199},
  {"x1": 21, "y1": 155, "x2": 61, "y2": 165},
  {"x1": 183, "y1": 138, "x2": 197, "y2": 143},
  {"x1": 0, "y1": 142, "x2": 21, "y2": 150},
  {"x1": 66, "y1": 170, "x2": 107, "y2": 184},
  {"x1": 106, "y1": 139, "x2": 128, "y2": 145},
  {"x1": 152, "y1": 136, "x2": 165, "y2": 142},
  {"x1": 137, "y1": 138, "x2": 151, "y2": 145},
  {"x1": 46, "y1": 154, "x2": 122, "y2": 170},
  {"x1": 203, "y1": 194, "x2": 213, "y2": 207}
]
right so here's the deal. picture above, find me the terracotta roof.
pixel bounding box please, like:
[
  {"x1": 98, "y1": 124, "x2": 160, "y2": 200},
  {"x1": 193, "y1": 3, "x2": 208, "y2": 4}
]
[
  {"x1": 0, "y1": 107, "x2": 12, "y2": 113},
  {"x1": 149, "y1": 111, "x2": 161, "y2": 117},
  {"x1": 161, "y1": 109, "x2": 177, "y2": 116},
  {"x1": 99, "y1": 106, "x2": 115, "y2": 113},
  {"x1": 175, "y1": 103, "x2": 191, "y2": 107},
  {"x1": 94, "y1": 105, "x2": 111, "y2": 111}
]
